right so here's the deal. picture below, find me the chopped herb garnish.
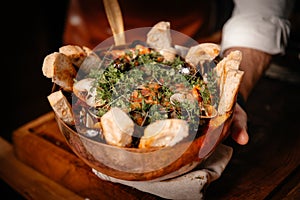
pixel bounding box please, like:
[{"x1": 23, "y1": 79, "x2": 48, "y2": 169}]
[{"x1": 85, "y1": 45, "x2": 218, "y2": 127}]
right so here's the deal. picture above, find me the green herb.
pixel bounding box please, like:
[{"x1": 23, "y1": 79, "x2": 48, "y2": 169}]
[{"x1": 85, "y1": 45, "x2": 217, "y2": 127}]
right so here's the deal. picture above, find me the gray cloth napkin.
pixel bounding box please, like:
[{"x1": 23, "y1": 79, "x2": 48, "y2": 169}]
[{"x1": 92, "y1": 144, "x2": 233, "y2": 200}]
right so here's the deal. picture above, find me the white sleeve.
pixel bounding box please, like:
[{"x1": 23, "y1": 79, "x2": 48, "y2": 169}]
[{"x1": 221, "y1": 0, "x2": 295, "y2": 55}]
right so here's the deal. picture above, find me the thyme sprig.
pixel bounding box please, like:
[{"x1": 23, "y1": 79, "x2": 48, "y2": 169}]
[{"x1": 86, "y1": 45, "x2": 218, "y2": 127}]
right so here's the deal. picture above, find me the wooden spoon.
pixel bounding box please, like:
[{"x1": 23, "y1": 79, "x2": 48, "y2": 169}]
[{"x1": 103, "y1": 0, "x2": 126, "y2": 46}]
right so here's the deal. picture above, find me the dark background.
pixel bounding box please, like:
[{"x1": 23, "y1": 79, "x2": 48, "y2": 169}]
[
  {"x1": 1, "y1": 1, "x2": 69, "y2": 198},
  {"x1": 1, "y1": 0, "x2": 300, "y2": 199},
  {"x1": 3, "y1": 1, "x2": 69, "y2": 141}
]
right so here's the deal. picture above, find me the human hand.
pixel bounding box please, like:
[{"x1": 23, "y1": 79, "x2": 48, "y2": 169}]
[{"x1": 229, "y1": 103, "x2": 249, "y2": 145}]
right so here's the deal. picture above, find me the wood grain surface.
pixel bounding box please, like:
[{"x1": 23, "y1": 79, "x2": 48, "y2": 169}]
[
  {"x1": 0, "y1": 137, "x2": 83, "y2": 200},
  {"x1": 12, "y1": 112, "x2": 159, "y2": 200},
  {"x1": 205, "y1": 77, "x2": 300, "y2": 200},
  {"x1": 5, "y1": 76, "x2": 300, "y2": 200}
]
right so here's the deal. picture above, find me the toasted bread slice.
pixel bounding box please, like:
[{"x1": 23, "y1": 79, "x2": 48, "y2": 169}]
[
  {"x1": 42, "y1": 52, "x2": 76, "y2": 92},
  {"x1": 100, "y1": 107, "x2": 134, "y2": 147},
  {"x1": 146, "y1": 21, "x2": 172, "y2": 50},
  {"x1": 59, "y1": 45, "x2": 87, "y2": 68},
  {"x1": 217, "y1": 69, "x2": 244, "y2": 114},
  {"x1": 139, "y1": 119, "x2": 189, "y2": 148},
  {"x1": 185, "y1": 43, "x2": 220, "y2": 69},
  {"x1": 213, "y1": 50, "x2": 243, "y2": 114},
  {"x1": 47, "y1": 90, "x2": 74, "y2": 125},
  {"x1": 79, "y1": 46, "x2": 102, "y2": 74},
  {"x1": 214, "y1": 50, "x2": 242, "y2": 88}
]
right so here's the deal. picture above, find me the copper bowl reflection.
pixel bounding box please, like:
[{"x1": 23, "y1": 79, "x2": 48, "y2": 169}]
[
  {"x1": 55, "y1": 110, "x2": 233, "y2": 181},
  {"x1": 54, "y1": 31, "x2": 235, "y2": 181}
]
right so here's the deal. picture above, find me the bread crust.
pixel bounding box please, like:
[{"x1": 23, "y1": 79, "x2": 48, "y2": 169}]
[
  {"x1": 59, "y1": 45, "x2": 87, "y2": 67},
  {"x1": 214, "y1": 50, "x2": 244, "y2": 114},
  {"x1": 47, "y1": 90, "x2": 74, "y2": 125},
  {"x1": 42, "y1": 52, "x2": 76, "y2": 92}
]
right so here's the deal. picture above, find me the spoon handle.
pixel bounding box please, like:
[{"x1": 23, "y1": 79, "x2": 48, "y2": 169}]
[{"x1": 103, "y1": 0, "x2": 126, "y2": 46}]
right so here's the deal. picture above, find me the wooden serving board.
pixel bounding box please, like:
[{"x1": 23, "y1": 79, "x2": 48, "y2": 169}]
[
  {"x1": 12, "y1": 112, "x2": 159, "y2": 200},
  {"x1": 0, "y1": 137, "x2": 83, "y2": 200}
]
